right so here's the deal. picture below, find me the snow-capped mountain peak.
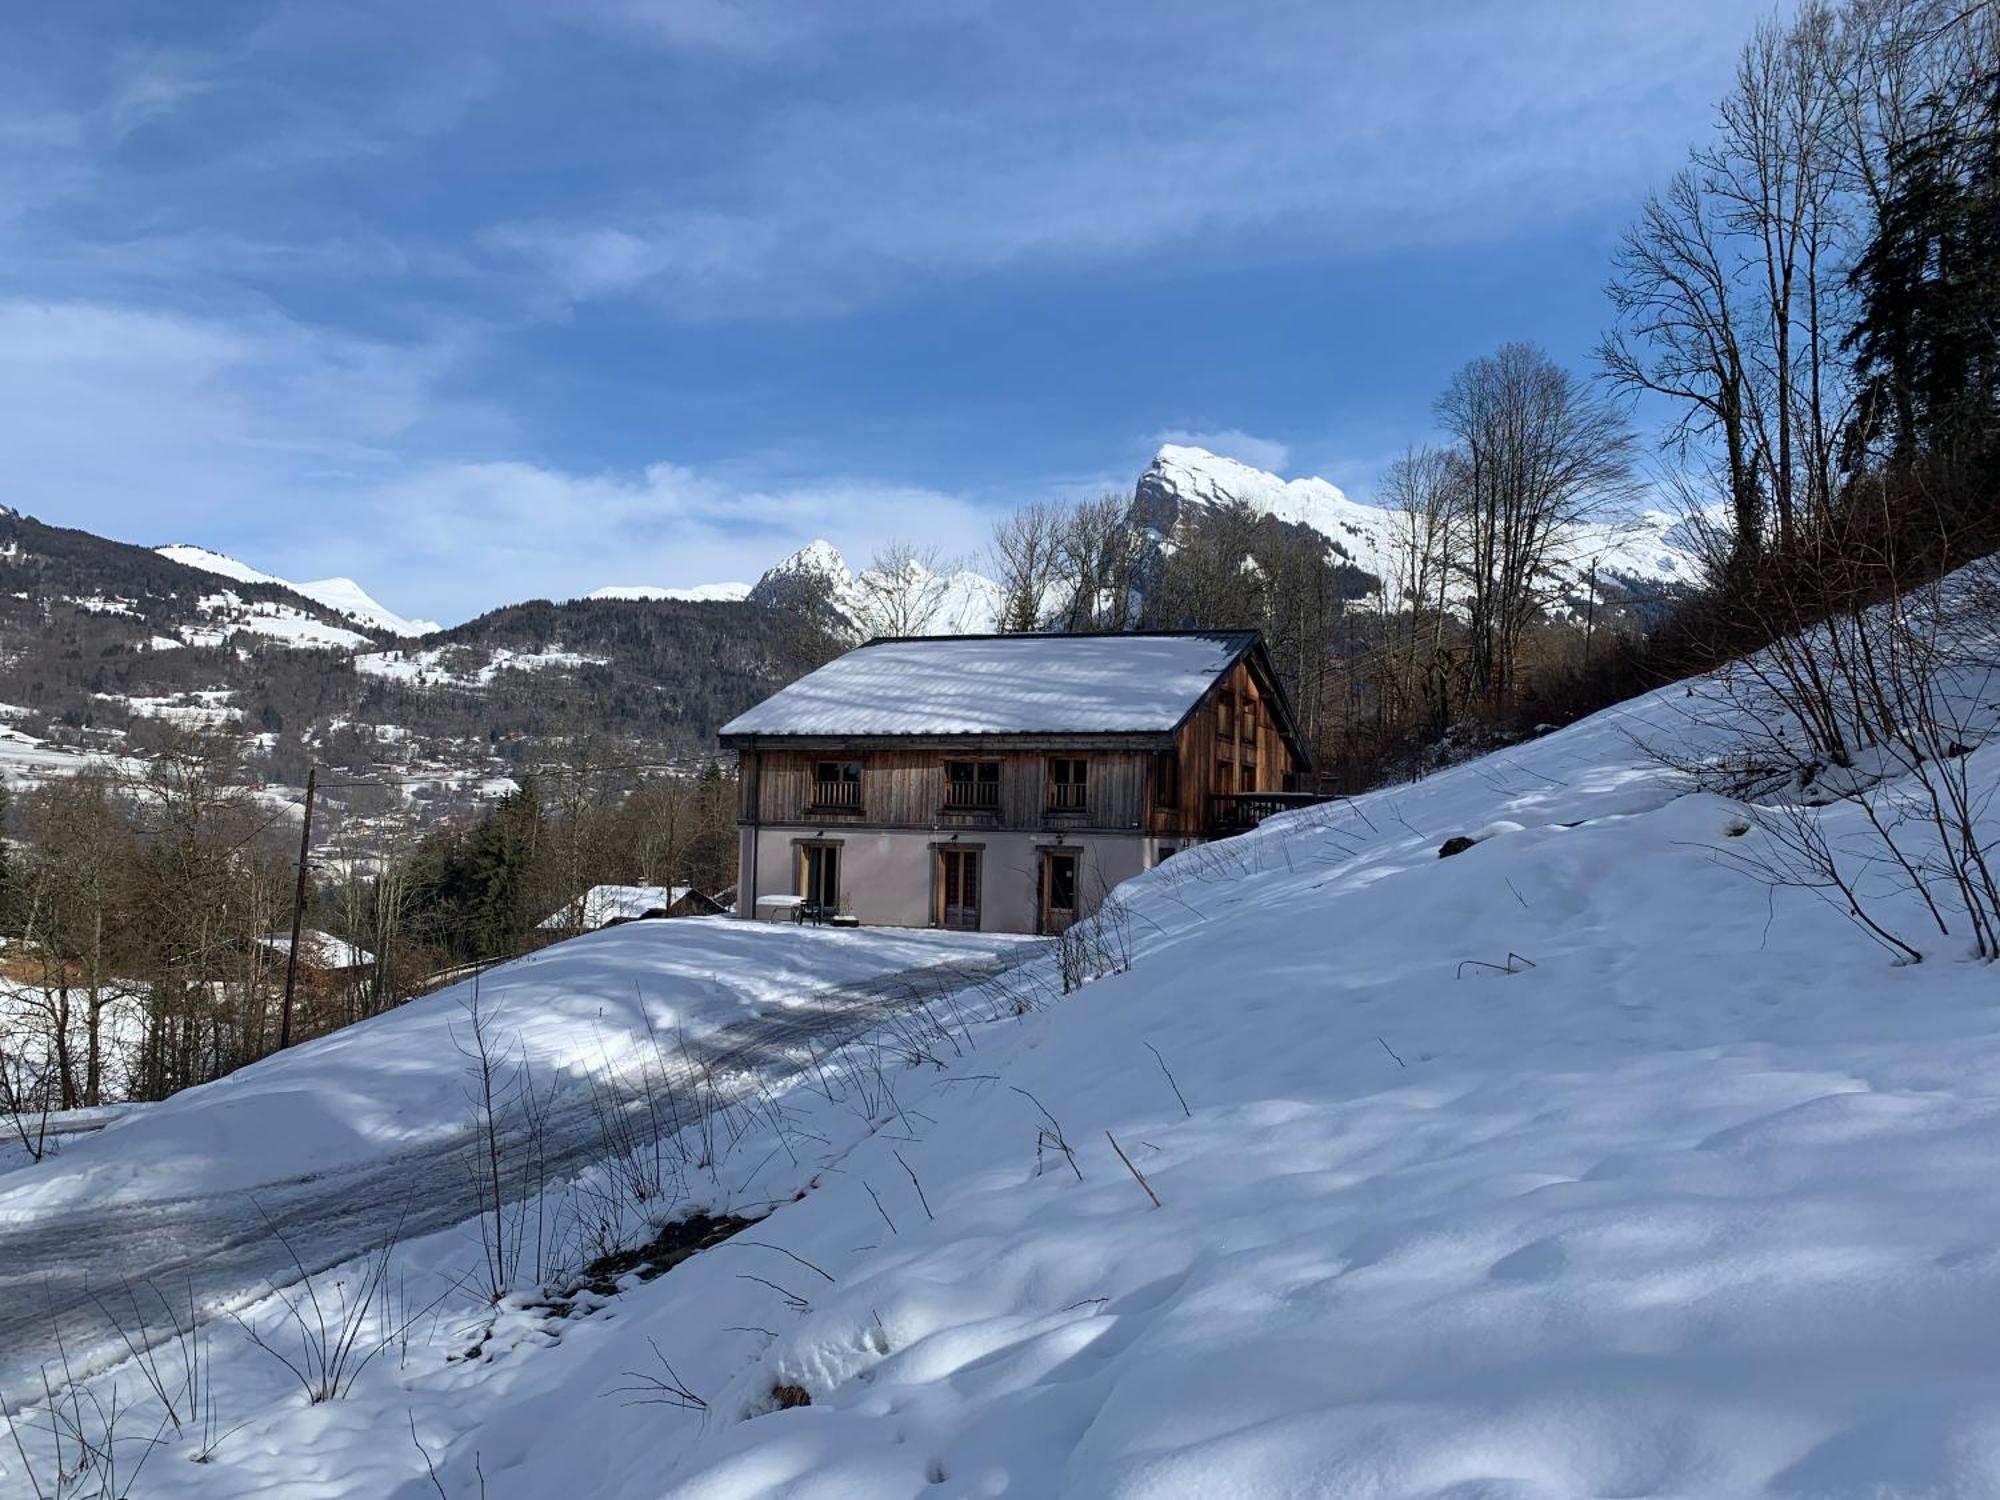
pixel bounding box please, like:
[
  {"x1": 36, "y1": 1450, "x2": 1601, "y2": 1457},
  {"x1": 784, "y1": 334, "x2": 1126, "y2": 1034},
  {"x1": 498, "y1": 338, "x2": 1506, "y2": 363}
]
[
  {"x1": 765, "y1": 539, "x2": 851, "y2": 582},
  {"x1": 1136, "y1": 444, "x2": 1392, "y2": 572},
  {"x1": 156, "y1": 544, "x2": 441, "y2": 637},
  {"x1": 1135, "y1": 442, "x2": 1705, "y2": 598}
]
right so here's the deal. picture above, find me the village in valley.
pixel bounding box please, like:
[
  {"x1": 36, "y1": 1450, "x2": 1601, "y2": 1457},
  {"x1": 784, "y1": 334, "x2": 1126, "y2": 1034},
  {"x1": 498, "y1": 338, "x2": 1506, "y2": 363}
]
[{"x1": 1, "y1": 1, "x2": 1998, "y2": 1497}]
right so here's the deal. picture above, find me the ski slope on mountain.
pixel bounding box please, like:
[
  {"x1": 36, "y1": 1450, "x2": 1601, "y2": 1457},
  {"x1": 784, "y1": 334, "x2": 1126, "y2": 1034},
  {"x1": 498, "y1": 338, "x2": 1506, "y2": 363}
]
[
  {"x1": 4, "y1": 573, "x2": 1998, "y2": 1500},
  {"x1": 157, "y1": 543, "x2": 442, "y2": 636}
]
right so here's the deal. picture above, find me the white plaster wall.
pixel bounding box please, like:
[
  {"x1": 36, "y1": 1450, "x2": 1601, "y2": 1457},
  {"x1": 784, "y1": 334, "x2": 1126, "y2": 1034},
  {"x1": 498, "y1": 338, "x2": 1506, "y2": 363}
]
[{"x1": 736, "y1": 826, "x2": 1152, "y2": 934}]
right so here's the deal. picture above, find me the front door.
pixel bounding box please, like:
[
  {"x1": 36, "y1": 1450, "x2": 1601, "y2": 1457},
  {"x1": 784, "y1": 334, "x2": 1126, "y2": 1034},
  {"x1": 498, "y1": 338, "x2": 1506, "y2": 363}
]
[
  {"x1": 938, "y1": 848, "x2": 981, "y2": 931},
  {"x1": 1039, "y1": 850, "x2": 1079, "y2": 935}
]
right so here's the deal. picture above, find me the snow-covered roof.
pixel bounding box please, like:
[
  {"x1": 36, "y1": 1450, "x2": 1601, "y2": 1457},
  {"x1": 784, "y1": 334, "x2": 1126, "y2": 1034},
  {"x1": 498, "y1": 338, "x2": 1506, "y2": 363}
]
[
  {"x1": 720, "y1": 632, "x2": 1259, "y2": 739},
  {"x1": 537, "y1": 884, "x2": 702, "y2": 931},
  {"x1": 258, "y1": 930, "x2": 374, "y2": 969}
]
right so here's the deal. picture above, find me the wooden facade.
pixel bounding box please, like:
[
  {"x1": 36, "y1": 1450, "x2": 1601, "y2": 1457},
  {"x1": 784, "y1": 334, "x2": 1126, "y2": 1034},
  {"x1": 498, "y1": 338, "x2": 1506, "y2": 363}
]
[
  {"x1": 733, "y1": 644, "x2": 1309, "y2": 843},
  {"x1": 723, "y1": 633, "x2": 1313, "y2": 933}
]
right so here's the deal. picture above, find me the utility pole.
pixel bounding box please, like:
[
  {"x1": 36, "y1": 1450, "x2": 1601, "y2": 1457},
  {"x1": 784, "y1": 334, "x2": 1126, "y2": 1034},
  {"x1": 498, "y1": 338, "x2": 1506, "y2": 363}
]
[
  {"x1": 279, "y1": 764, "x2": 318, "y2": 1050},
  {"x1": 1583, "y1": 561, "x2": 1598, "y2": 665}
]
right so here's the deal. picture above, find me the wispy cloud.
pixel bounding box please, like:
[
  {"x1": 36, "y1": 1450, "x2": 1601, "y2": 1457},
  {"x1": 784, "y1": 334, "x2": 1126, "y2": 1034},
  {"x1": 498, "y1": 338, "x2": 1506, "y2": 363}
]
[
  {"x1": 0, "y1": 298, "x2": 993, "y2": 620},
  {"x1": 1154, "y1": 429, "x2": 1290, "y2": 474},
  {"x1": 479, "y1": 0, "x2": 1749, "y2": 317}
]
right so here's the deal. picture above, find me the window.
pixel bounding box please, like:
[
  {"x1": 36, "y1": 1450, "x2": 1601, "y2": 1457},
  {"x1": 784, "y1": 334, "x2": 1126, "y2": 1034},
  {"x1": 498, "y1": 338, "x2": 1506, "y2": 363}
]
[
  {"x1": 1216, "y1": 757, "x2": 1235, "y2": 795},
  {"x1": 1047, "y1": 757, "x2": 1088, "y2": 811},
  {"x1": 1241, "y1": 746, "x2": 1257, "y2": 790},
  {"x1": 810, "y1": 760, "x2": 862, "y2": 809},
  {"x1": 1151, "y1": 750, "x2": 1179, "y2": 810},
  {"x1": 944, "y1": 760, "x2": 1001, "y2": 810},
  {"x1": 1217, "y1": 692, "x2": 1236, "y2": 738}
]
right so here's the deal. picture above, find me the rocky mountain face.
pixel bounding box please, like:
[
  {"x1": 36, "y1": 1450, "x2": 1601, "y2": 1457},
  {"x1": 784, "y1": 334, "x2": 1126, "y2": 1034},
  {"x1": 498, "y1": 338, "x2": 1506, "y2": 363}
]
[{"x1": 1131, "y1": 444, "x2": 1706, "y2": 613}]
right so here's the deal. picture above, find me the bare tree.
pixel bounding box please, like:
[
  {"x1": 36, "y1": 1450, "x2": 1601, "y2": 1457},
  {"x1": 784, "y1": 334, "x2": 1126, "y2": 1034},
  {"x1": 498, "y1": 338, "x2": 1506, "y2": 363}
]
[
  {"x1": 852, "y1": 541, "x2": 955, "y2": 638},
  {"x1": 1050, "y1": 496, "x2": 1147, "y2": 632},
  {"x1": 1601, "y1": 168, "x2": 1763, "y2": 578},
  {"x1": 1377, "y1": 445, "x2": 1464, "y2": 735},
  {"x1": 988, "y1": 502, "x2": 1066, "y2": 632},
  {"x1": 1435, "y1": 343, "x2": 1637, "y2": 706}
]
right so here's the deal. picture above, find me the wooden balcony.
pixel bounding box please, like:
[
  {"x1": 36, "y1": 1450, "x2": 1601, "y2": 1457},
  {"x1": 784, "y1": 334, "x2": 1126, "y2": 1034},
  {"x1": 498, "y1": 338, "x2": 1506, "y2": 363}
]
[
  {"x1": 809, "y1": 778, "x2": 863, "y2": 812},
  {"x1": 942, "y1": 780, "x2": 1001, "y2": 812},
  {"x1": 1211, "y1": 792, "x2": 1331, "y2": 834}
]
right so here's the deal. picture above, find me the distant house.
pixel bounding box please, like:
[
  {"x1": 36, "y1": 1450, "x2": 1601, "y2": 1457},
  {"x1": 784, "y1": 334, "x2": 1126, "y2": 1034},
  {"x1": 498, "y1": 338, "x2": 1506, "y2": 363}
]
[
  {"x1": 719, "y1": 630, "x2": 1314, "y2": 934},
  {"x1": 256, "y1": 929, "x2": 374, "y2": 975},
  {"x1": 538, "y1": 884, "x2": 727, "y2": 934}
]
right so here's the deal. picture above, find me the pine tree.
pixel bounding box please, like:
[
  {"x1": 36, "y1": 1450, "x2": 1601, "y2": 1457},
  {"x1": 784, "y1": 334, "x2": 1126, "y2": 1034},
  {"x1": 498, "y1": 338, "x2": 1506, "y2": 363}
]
[{"x1": 1846, "y1": 72, "x2": 2000, "y2": 495}]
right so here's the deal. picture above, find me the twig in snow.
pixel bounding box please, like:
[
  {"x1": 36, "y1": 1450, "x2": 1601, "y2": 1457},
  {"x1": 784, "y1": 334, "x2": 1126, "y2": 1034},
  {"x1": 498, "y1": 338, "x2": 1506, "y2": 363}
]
[
  {"x1": 1104, "y1": 1131, "x2": 1161, "y2": 1209},
  {"x1": 1144, "y1": 1042, "x2": 1191, "y2": 1118},
  {"x1": 608, "y1": 1337, "x2": 709, "y2": 1418},
  {"x1": 730, "y1": 1241, "x2": 837, "y2": 1283},
  {"x1": 410, "y1": 1412, "x2": 450, "y2": 1500},
  {"x1": 1377, "y1": 1036, "x2": 1407, "y2": 1068},
  {"x1": 863, "y1": 1180, "x2": 899, "y2": 1236},
  {"x1": 892, "y1": 1150, "x2": 935, "y2": 1221},
  {"x1": 1011, "y1": 1086, "x2": 1083, "y2": 1181},
  {"x1": 734, "y1": 1273, "x2": 811, "y2": 1312}
]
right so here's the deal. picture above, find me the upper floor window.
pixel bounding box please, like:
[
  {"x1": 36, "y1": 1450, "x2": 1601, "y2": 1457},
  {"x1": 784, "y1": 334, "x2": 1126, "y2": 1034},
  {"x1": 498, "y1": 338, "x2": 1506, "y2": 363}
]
[
  {"x1": 1047, "y1": 757, "x2": 1088, "y2": 811},
  {"x1": 944, "y1": 759, "x2": 1001, "y2": 810},
  {"x1": 1217, "y1": 692, "x2": 1236, "y2": 738},
  {"x1": 811, "y1": 760, "x2": 863, "y2": 809},
  {"x1": 1151, "y1": 750, "x2": 1179, "y2": 810}
]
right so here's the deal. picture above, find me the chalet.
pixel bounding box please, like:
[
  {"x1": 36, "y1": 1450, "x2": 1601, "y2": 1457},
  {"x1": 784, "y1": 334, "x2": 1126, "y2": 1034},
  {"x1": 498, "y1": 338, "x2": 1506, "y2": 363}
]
[
  {"x1": 537, "y1": 884, "x2": 728, "y2": 933},
  {"x1": 718, "y1": 630, "x2": 1313, "y2": 934}
]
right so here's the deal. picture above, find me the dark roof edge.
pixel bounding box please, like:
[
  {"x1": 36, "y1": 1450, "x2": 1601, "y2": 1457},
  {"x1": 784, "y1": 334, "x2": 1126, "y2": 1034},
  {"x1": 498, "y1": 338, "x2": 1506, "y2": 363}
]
[{"x1": 853, "y1": 627, "x2": 1260, "y2": 649}]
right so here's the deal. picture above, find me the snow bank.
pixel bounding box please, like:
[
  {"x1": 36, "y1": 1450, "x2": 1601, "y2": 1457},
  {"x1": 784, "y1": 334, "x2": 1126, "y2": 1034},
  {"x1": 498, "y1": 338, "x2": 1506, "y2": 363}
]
[
  {"x1": 0, "y1": 920, "x2": 1019, "y2": 1216},
  {"x1": 7, "y1": 575, "x2": 2000, "y2": 1500}
]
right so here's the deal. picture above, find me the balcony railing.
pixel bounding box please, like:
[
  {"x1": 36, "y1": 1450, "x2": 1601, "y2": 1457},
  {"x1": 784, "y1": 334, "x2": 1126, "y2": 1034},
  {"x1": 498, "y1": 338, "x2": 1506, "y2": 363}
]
[
  {"x1": 1048, "y1": 781, "x2": 1088, "y2": 812},
  {"x1": 943, "y1": 780, "x2": 1001, "y2": 811},
  {"x1": 1211, "y1": 792, "x2": 1331, "y2": 834},
  {"x1": 810, "y1": 778, "x2": 862, "y2": 811}
]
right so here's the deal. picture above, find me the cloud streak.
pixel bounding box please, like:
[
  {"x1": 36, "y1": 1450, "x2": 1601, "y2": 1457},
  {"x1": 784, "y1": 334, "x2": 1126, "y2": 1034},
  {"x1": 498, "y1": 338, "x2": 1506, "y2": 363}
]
[{"x1": 0, "y1": 298, "x2": 993, "y2": 621}]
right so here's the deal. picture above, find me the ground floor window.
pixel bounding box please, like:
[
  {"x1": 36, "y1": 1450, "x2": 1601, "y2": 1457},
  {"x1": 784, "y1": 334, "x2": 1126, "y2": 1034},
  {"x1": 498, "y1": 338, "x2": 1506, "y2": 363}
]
[
  {"x1": 798, "y1": 842, "x2": 840, "y2": 915},
  {"x1": 1038, "y1": 849, "x2": 1079, "y2": 934},
  {"x1": 936, "y1": 847, "x2": 981, "y2": 931}
]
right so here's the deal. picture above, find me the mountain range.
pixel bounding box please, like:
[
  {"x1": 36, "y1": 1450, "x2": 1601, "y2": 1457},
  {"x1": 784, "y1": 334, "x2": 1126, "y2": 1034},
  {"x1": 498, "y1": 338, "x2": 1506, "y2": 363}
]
[{"x1": 0, "y1": 445, "x2": 1706, "y2": 855}]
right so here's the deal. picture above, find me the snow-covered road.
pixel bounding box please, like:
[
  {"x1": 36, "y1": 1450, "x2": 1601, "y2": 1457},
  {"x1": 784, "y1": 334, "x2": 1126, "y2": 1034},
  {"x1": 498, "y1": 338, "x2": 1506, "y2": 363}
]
[{"x1": 0, "y1": 922, "x2": 1026, "y2": 1411}]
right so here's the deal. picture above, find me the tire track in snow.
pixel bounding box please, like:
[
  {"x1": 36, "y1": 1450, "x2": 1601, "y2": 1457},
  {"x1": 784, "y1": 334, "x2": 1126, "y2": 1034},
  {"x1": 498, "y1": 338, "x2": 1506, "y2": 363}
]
[{"x1": 0, "y1": 945, "x2": 1027, "y2": 1412}]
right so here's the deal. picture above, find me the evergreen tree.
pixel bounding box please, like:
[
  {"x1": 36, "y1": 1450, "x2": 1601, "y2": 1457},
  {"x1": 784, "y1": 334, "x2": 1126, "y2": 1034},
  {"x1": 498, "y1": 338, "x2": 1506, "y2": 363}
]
[{"x1": 1846, "y1": 73, "x2": 2000, "y2": 493}]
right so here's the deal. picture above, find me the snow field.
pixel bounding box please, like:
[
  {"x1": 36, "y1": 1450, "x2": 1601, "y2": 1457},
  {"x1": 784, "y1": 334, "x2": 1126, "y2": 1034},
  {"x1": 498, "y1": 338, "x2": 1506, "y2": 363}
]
[{"x1": 3, "y1": 576, "x2": 1998, "y2": 1499}]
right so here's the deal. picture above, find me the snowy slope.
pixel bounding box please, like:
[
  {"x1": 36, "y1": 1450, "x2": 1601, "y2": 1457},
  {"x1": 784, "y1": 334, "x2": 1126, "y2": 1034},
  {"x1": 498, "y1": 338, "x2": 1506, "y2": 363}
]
[
  {"x1": 157, "y1": 543, "x2": 442, "y2": 636},
  {"x1": 7, "y1": 573, "x2": 1998, "y2": 1500},
  {"x1": 0, "y1": 920, "x2": 1021, "y2": 1216}
]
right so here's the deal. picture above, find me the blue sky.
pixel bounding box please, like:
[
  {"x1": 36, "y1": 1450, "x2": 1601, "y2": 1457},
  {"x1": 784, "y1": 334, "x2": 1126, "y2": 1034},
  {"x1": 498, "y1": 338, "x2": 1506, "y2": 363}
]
[{"x1": 0, "y1": 1, "x2": 1759, "y2": 623}]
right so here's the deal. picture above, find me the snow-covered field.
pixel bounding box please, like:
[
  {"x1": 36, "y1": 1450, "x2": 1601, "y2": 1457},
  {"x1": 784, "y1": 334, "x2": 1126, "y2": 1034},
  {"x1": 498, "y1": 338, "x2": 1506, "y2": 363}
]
[{"x1": 3, "y1": 585, "x2": 1998, "y2": 1498}]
